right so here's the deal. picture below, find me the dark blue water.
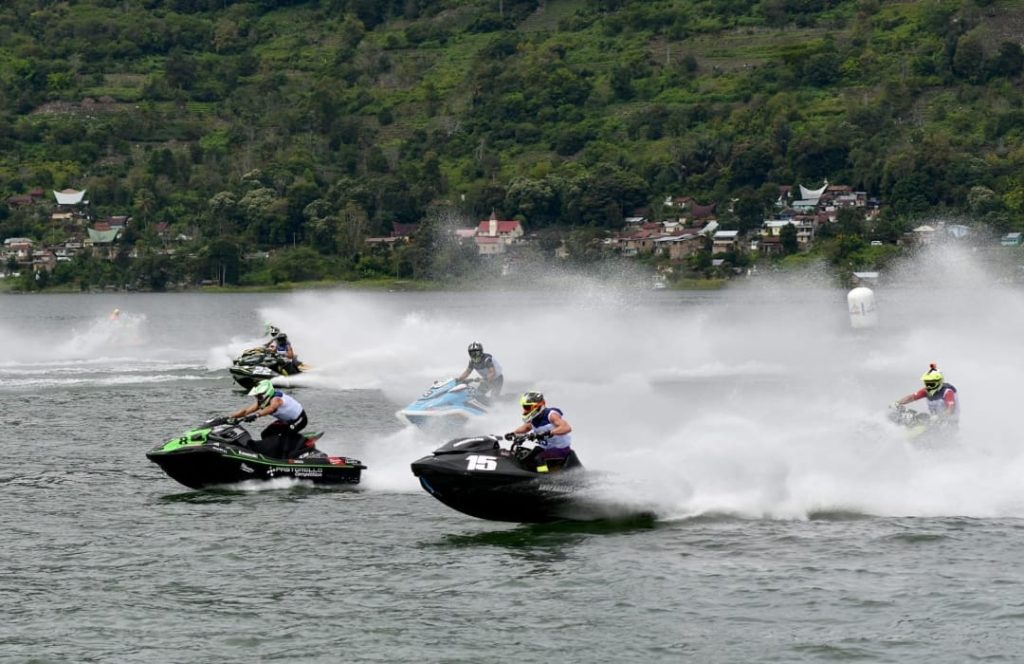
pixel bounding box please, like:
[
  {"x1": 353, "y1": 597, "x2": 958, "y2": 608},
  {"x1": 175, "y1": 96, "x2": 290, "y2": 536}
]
[{"x1": 3, "y1": 289, "x2": 1024, "y2": 663}]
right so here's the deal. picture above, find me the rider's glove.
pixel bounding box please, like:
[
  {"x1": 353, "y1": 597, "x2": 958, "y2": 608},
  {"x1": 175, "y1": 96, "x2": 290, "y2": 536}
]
[
  {"x1": 225, "y1": 417, "x2": 237, "y2": 425},
  {"x1": 243, "y1": 413, "x2": 258, "y2": 422},
  {"x1": 504, "y1": 432, "x2": 516, "y2": 441}
]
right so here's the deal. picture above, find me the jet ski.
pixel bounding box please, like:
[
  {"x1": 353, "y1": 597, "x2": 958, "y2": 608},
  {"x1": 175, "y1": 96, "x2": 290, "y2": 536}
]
[
  {"x1": 146, "y1": 418, "x2": 365, "y2": 490},
  {"x1": 395, "y1": 378, "x2": 489, "y2": 433},
  {"x1": 228, "y1": 346, "x2": 306, "y2": 390},
  {"x1": 887, "y1": 405, "x2": 956, "y2": 443},
  {"x1": 410, "y1": 434, "x2": 589, "y2": 523}
]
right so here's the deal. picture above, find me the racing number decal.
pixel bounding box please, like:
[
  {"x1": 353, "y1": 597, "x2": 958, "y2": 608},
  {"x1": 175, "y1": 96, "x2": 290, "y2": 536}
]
[{"x1": 465, "y1": 455, "x2": 497, "y2": 471}]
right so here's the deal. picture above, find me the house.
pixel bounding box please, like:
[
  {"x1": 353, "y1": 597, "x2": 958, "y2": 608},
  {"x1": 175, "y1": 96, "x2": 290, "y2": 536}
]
[
  {"x1": 86, "y1": 225, "x2": 121, "y2": 259},
  {"x1": 762, "y1": 219, "x2": 815, "y2": 245},
  {"x1": 475, "y1": 214, "x2": 523, "y2": 241},
  {"x1": 1000, "y1": 232, "x2": 1023, "y2": 247},
  {"x1": 474, "y1": 213, "x2": 523, "y2": 255},
  {"x1": 391, "y1": 222, "x2": 417, "y2": 239},
  {"x1": 913, "y1": 225, "x2": 936, "y2": 245},
  {"x1": 2, "y1": 237, "x2": 34, "y2": 263},
  {"x1": 653, "y1": 233, "x2": 705, "y2": 260},
  {"x1": 475, "y1": 235, "x2": 506, "y2": 255},
  {"x1": 712, "y1": 230, "x2": 740, "y2": 252},
  {"x1": 53, "y1": 188, "x2": 87, "y2": 206},
  {"x1": 688, "y1": 202, "x2": 717, "y2": 221}
]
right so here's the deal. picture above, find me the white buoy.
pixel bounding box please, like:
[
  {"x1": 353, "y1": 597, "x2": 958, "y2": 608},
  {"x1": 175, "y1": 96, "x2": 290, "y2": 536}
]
[{"x1": 847, "y1": 287, "x2": 878, "y2": 329}]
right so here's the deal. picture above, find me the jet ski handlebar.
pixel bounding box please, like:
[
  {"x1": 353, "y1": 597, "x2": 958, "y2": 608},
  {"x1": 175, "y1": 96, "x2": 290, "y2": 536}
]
[{"x1": 503, "y1": 431, "x2": 551, "y2": 444}]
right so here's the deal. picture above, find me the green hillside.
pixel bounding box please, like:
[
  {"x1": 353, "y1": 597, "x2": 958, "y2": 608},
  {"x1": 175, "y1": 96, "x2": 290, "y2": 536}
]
[{"x1": 2, "y1": 0, "x2": 1023, "y2": 289}]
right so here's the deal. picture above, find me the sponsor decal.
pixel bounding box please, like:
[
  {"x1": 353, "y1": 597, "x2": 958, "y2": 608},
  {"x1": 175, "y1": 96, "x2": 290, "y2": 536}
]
[
  {"x1": 266, "y1": 467, "x2": 323, "y2": 478},
  {"x1": 240, "y1": 463, "x2": 256, "y2": 474},
  {"x1": 328, "y1": 457, "x2": 344, "y2": 465},
  {"x1": 536, "y1": 483, "x2": 575, "y2": 493}
]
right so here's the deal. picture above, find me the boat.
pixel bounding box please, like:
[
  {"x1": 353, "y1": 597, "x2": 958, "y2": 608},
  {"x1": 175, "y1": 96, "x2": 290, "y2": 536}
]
[
  {"x1": 410, "y1": 434, "x2": 590, "y2": 523},
  {"x1": 395, "y1": 378, "x2": 489, "y2": 433},
  {"x1": 146, "y1": 418, "x2": 365, "y2": 489},
  {"x1": 228, "y1": 346, "x2": 307, "y2": 390}
]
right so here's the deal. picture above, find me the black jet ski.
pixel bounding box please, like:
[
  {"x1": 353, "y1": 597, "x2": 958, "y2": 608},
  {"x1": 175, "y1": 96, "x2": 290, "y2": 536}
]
[
  {"x1": 147, "y1": 418, "x2": 365, "y2": 490},
  {"x1": 410, "y1": 434, "x2": 590, "y2": 523},
  {"x1": 228, "y1": 347, "x2": 305, "y2": 390}
]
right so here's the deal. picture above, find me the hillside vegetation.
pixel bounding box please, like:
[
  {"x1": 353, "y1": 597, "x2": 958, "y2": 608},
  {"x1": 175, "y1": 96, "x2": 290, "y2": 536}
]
[{"x1": 2, "y1": 0, "x2": 1024, "y2": 288}]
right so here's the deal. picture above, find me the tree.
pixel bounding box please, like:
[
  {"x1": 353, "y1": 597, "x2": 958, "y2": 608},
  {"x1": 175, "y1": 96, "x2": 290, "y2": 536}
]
[
  {"x1": 780, "y1": 222, "x2": 799, "y2": 255},
  {"x1": 952, "y1": 34, "x2": 986, "y2": 84}
]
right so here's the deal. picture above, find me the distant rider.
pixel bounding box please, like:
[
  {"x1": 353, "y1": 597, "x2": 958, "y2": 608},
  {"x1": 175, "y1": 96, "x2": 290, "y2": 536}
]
[
  {"x1": 266, "y1": 331, "x2": 301, "y2": 374},
  {"x1": 456, "y1": 342, "x2": 503, "y2": 399},
  {"x1": 505, "y1": 391, "x2": 573, "y2": 473},
  {"x1": 229, "y1": 379, "x2": 311, "y2": 458},
  {"x1": 892, "y1": 363, "x2": 959, "y2": 428}
]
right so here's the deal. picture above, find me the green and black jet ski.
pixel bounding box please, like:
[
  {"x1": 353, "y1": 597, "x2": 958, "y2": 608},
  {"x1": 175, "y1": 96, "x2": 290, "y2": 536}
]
[
  {"x1": 147, "y1": 418, "x2": 365, "y2": 490},
  {"x1": 228, "y1": 347, "x2": 306, "y2": 390}
]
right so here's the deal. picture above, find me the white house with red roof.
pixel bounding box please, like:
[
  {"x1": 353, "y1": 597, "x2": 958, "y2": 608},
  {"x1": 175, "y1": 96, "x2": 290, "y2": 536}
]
[{"x1": 474, "y1": 212, "x2": 523, "y2": 255}]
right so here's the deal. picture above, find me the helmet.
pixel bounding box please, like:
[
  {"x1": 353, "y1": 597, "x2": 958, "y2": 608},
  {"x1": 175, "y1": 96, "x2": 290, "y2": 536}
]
[
  {"x1": 921, "y1": 363, "x2": 944, "y2": 397},
  {"x1": 468, "y1": 342, "x2": 483, "y2": 360},
  {"x1": 520, "y1": 390, "x2": 545, "y2": 422},
  {"x1": 274, "y1": 332, "x2": 288, "y2": 343},
  {"x1": 265, "y1": 323, "x2": 280, "y2": 337},
  {"x1": 248, "y1": 379, "x2": 276, "y2": 406}
]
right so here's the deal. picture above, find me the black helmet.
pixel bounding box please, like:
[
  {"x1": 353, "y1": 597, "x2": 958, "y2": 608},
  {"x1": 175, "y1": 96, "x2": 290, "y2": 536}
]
[
  {"x1": 468, "y1": 342, "x2": 483, "y2": 359},
  {"x1": 275, "y1": 333, "x2": 288, "y2": 343}
]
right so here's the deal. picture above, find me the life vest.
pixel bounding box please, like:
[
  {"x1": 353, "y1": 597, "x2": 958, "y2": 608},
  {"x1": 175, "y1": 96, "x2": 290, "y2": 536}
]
[
  {"x1": 468, "y1": 353, "x2": 503, "y2": 379},
  {"x1": 529, "y1": 407, "x2": 571, "y2": 450},
  {"x1": 271, "y1": 392, "x2": 303, "y2": 423},
  {"x1": 926, "y1": 383, "x2": 958, "y2": 419}
]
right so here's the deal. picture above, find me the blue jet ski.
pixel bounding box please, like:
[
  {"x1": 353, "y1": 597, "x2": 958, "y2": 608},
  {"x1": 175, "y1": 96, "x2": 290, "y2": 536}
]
[{"x1": 396, "y1": 378, "x2": 488, "y2": 433}]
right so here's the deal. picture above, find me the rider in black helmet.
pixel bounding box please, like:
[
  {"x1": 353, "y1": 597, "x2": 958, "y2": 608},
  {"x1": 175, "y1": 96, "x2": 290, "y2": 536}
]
[{"x1": 456, "y1": 342, "x2": 503, "y2": 400}]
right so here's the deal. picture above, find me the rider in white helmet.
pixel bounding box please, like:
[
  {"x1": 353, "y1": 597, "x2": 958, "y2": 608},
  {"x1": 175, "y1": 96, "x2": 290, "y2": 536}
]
[{"x1": 229, "y1": 379, "x2": 310, "y2": 457}]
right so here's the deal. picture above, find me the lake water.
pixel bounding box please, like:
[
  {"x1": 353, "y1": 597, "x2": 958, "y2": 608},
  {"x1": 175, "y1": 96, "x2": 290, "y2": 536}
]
[{"x1": 3, "y1": 271, "x2": 1024, "y2": 662}]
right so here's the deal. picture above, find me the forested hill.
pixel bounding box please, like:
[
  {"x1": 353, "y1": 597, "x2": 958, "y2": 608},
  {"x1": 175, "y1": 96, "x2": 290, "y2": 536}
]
[{"x1": 3, "y1": 0, "x2": 1024, "y2": 286}]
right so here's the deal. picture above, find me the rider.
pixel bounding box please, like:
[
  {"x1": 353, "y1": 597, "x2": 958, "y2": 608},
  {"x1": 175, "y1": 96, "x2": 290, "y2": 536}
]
[
  {"x1": 456, "y1": 342, "x2": 503, "y2": 399},
  {"x1": 892, "y1": 363, "x2": 959, "y2": 428},
  {"x1": 266, "y1": 331, "x2": 301, "y2": 374},
  {"x1": 505, "y1": 390, "x2": 572, "y2": 473},
  {"x1": 229, "y1": 379, "x2": 311, "y2": 458}
]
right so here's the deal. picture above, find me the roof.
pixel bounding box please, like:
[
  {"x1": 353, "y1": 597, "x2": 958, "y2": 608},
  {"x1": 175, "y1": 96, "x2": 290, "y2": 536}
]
[
  {"x1": 799, "y1": 182, "x2": 828, "y2": 201},
  {"x1": 53, "y1": 189, "x2": 86, "y2": 205},
  {"x1": 391, "y1": 222, "x2": 418, "y2": 237},
  {"x1": 689, "y1": 202, "x2": 716, "y2": 219},
  {"x1": 3, "y1": 237, "x2": 33, "y2": 246},
  {"x1": 87, "y1": 227, "x2": 120, "y2": 243},
  {"x1": 476, "y1": 220, "x2": 521, "y2": 235},
  {"x1": 713, "y1": 230, "x2": 739, "y2": 239}
]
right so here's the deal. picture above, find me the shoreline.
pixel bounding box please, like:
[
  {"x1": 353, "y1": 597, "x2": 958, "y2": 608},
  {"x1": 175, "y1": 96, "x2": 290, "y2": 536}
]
[{"x1": 0, "y1": 276, "x2": 731, "y2": 294}]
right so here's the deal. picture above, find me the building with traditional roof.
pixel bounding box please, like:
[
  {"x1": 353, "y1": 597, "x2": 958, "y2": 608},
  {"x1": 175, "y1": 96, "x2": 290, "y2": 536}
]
[{"x1": 53, "y1": 189, "x2": 87, "y2": 206}]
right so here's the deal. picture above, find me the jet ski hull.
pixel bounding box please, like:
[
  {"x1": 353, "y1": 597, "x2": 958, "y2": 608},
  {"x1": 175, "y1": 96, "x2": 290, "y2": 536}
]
[
  {"x1": 410, "y1": 436, "x2": 588, "y2": 523},
  {"x1": 397, "y1": 378, "x2": 487, "y2": 432},
  {"x1": 228, "y1": 364, "x2": 279, "y2": 390},
  {"x1": 148, "y1": 445, "x2": 364, "y2": 489},
  {"x1": 147, "y1": 421, "x2": 365, "y2": 490}
]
